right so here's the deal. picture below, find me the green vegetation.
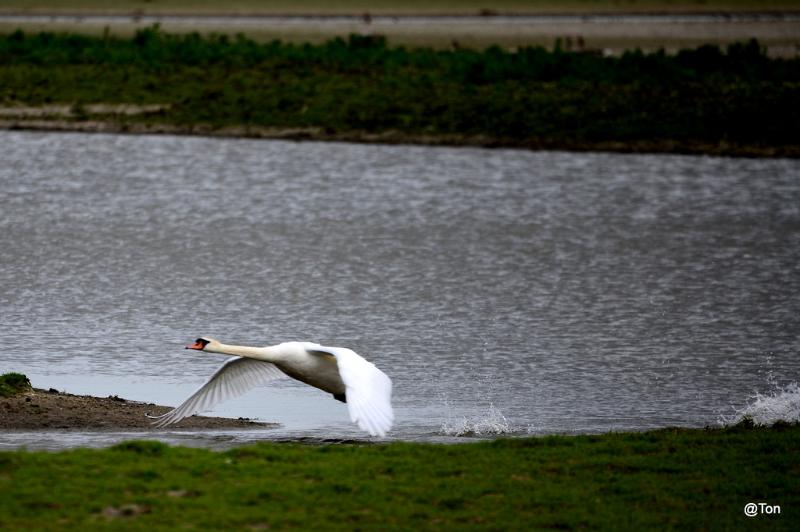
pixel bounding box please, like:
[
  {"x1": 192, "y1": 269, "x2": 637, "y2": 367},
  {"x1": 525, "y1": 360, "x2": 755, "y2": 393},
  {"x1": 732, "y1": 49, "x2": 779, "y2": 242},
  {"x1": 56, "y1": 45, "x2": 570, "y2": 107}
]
[
  {"x1": 0, "y1": 28, "x2": 798, "y2": 155},
  {"x1": 0, "y1": 372, "x2": 31, "y2": 397},
  {"x1": 0, "y1": 424, "x2": 797, "y2": 529}
]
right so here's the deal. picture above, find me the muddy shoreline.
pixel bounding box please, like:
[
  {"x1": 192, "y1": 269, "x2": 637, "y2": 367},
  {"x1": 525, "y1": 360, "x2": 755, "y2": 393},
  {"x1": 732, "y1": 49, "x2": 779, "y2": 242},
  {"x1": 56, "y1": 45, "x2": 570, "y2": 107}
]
[
  {"x1": 3, "y1": 119, "x2": 798, "y2": 158},
  {"x1": 0, "y1": 388, "x2": 275, "y2": 430}
]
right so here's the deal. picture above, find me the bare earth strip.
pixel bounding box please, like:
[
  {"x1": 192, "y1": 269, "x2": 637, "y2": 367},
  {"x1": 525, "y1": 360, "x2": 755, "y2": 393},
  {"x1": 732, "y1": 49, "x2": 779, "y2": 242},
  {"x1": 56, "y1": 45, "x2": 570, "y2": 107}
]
[
  {"x1": 2, "y1": 0, "x2": 799, "y2": 16},
  {"x1": 0, "y1": 12, "x2": 798, "y2": 54},
  {"x1": 0, "y1": 388, "x2": 274, "y2": 430}
]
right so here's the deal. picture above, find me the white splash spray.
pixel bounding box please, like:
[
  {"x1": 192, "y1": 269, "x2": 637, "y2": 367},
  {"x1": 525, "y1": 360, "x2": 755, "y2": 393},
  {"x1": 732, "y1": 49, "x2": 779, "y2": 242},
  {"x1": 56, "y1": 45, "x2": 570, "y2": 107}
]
[
  {"x1": 721, "y1": 382, "x2": 800, "y2": 427},
  {"x1": 440, "y1": 402, "x2": 512, "y2": 436}
]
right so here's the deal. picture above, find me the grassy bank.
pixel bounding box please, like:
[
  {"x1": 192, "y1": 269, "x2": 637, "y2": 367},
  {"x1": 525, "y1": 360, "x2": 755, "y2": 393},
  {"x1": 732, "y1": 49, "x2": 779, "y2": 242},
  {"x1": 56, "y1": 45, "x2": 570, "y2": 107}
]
[
  {"x1": 1, "y1": 29, "x2": 799, "y2": 156},
  {"x1": 0, "y1": 424, "x2": 797, "y2": 529}
]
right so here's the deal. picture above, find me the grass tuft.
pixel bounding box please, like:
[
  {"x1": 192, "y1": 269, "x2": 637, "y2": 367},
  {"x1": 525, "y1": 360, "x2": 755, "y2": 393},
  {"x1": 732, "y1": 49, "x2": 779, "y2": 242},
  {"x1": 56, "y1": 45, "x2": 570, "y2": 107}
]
[{"x1": 0, "y1": 372, "x2": 31, "y2": 397}]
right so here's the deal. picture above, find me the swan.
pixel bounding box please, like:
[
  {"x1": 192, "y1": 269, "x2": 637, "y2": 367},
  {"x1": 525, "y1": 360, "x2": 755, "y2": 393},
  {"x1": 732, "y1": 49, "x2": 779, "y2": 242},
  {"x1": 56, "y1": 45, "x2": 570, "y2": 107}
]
[{"x1": 148, "y1": 337, "x2": 393, "y2": 437}]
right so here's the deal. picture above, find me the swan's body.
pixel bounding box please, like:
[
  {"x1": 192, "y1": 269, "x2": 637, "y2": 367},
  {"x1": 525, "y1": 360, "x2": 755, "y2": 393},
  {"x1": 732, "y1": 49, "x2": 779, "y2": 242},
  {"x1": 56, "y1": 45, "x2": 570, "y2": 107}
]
[{"x1": 149, "y1": 338, "x2": 393, "y2": 437}]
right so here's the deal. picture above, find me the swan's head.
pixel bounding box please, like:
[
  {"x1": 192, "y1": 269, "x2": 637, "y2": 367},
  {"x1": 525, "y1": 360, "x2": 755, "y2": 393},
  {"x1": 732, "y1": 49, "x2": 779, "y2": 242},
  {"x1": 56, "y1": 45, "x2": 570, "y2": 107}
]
[{"x1": 185, "y1": 337, "x2": 218, "y2": 351}]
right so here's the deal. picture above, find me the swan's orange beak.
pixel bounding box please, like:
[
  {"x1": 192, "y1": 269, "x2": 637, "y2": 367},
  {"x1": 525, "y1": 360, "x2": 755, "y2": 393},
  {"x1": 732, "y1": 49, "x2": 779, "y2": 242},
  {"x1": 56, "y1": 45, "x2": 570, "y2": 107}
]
[{"x1": 185, "y1": 341, "x2": 206, "y2": 350}]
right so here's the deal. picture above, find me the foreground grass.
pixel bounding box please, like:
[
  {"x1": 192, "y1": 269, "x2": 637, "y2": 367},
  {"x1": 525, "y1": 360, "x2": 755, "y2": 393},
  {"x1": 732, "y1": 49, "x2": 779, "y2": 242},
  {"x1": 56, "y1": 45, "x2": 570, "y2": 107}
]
[{"x1": 0, "y1": 424, "x2": 797, "y2": 529}]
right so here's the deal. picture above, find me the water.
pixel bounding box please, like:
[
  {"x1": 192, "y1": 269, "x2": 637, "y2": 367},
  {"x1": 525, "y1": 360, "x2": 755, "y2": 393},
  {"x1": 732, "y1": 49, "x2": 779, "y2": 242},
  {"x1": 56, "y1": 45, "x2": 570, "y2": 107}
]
[{"x1": 1, "y1": 130, "x2": 798, "y2": 449}]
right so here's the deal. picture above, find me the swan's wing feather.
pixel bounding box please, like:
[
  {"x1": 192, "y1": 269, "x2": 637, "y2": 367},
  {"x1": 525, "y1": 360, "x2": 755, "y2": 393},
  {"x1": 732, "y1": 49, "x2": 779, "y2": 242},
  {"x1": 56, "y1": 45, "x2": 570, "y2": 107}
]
[
  {"x1": 150, "y1": 357, "x2": 285, "y2": 428},
  {"x1": 308, "y1": 345, "x2": 393, "y2": 437}
]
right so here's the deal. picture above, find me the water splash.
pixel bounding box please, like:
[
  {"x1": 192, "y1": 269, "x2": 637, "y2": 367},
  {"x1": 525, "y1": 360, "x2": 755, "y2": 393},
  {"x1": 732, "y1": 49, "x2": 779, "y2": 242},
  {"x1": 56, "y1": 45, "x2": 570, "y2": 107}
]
[
  {"x1": 440, "y1": 403, "x2": 512, "y2": 436},
  {"x1": 721, "y1": 382, "x2": 800, "y2": 427}
]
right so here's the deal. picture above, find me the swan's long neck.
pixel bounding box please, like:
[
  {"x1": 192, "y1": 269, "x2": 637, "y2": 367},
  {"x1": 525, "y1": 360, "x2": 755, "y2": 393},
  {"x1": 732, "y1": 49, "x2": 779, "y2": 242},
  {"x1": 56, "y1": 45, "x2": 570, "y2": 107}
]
[{"x1": 206, "y1": 342, "x2": 278, "y2": 361}]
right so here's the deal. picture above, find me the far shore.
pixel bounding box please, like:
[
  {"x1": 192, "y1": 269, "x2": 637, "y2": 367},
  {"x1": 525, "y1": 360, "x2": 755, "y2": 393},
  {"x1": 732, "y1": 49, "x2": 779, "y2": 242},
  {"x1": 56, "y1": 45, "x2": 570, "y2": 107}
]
[{"x1": 0, "y1": 6, "x2": 798, "y2": 54}]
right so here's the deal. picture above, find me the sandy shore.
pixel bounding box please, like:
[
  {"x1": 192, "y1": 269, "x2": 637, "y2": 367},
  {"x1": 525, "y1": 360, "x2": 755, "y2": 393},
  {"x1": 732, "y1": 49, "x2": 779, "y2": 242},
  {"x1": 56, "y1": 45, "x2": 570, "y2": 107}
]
[{"x1": 0, "y1": 387, "x2": 274, "y2": 430}]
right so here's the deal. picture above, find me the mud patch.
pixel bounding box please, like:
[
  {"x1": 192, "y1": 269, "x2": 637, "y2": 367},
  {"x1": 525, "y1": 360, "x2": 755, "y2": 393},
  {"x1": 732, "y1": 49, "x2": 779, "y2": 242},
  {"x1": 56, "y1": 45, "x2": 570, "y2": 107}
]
[{"x1": 0, "y1": 388, "x2": 273, "y2": 430}]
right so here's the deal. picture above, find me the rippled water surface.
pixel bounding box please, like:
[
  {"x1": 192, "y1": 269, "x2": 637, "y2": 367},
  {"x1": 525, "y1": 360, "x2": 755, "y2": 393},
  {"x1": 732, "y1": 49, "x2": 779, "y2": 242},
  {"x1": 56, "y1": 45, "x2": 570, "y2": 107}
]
[{"x1": 1, "y1": 131, "x2": 799, "y2": 449}]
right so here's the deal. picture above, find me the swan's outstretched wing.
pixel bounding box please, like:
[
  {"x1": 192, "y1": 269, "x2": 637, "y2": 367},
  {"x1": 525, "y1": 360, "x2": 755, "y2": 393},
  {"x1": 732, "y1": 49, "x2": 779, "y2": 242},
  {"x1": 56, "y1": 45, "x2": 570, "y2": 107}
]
[
  {"x1": 308, "y1": 345, "x2": 393, "y2": 437},
  {"x1": 148, "y1": 357, "x2": 285, "y2": 428}
]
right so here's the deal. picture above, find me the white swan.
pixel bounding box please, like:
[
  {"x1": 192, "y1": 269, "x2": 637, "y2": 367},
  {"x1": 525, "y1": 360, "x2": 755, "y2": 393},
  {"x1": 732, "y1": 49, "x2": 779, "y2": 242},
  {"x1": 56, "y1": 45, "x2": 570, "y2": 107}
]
[{"x1": 148, "y1": 337, "x2": 393, "y2": 437}]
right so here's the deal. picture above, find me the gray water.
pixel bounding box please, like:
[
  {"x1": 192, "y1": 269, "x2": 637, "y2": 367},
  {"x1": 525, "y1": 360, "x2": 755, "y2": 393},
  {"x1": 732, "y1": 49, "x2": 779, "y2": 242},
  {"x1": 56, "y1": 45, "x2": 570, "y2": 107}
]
[{"x1": 1, "y1": 131, "x2": 799, "y2": 449}]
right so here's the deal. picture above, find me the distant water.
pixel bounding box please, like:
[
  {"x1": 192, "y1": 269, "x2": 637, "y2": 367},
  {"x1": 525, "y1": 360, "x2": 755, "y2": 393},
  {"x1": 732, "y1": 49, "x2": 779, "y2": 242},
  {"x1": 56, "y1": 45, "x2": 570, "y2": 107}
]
[{"x1": 1, "y1": 131, "x2": 798, "y2": 450}]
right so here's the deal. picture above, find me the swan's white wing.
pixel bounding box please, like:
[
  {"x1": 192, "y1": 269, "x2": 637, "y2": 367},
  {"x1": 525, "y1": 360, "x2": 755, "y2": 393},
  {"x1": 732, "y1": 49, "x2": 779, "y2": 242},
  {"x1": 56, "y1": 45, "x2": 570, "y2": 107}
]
[
  {"x1": 308, "y1": 345, "x2": 393, "y2": 437},
  {"x1": 148, "y1": 357, "x2": 285, "y2": 428}
]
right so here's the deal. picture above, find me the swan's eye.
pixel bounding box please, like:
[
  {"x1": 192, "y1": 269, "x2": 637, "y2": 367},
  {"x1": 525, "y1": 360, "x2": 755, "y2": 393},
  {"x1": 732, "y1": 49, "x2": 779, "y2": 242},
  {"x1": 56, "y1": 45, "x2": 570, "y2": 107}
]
[{"x1": 196, "y1": 338, "x2": 209, "y2": 347}]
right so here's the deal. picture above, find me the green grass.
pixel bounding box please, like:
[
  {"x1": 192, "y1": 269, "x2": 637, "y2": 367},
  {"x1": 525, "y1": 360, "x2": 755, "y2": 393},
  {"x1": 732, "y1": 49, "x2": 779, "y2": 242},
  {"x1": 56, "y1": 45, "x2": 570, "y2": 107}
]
[
  {"x1": 0, "y1": 424, "x2": 797, "y2": 529},
  {"x1": 0, "y1": 372, "x2": 31, "y2": 397}
]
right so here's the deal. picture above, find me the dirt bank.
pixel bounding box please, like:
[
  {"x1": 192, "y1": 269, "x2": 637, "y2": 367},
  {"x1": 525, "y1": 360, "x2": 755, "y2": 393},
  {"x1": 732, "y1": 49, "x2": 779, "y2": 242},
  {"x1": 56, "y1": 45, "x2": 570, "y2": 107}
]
[
  {"x1": 0, "y1": 387, "x2": 274, "y2": 430},
  {"x1": 3, "y1": 118, "x2": 798, "y2": 158}
]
